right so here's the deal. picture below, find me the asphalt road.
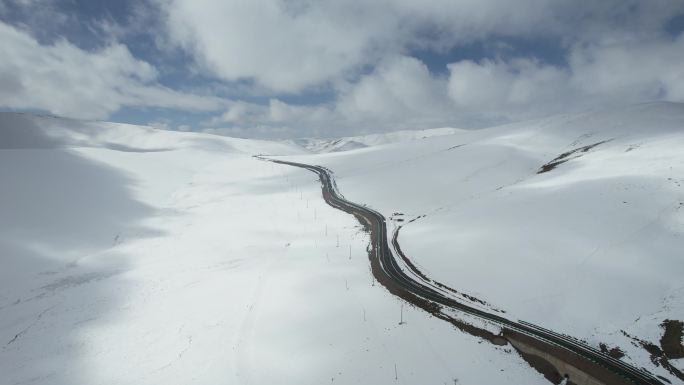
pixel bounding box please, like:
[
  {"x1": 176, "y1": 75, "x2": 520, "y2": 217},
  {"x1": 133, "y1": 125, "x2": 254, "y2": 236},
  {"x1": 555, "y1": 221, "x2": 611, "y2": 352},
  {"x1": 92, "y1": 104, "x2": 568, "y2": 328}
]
[{"x1": 265, "y1": 157, "x2": 665, "y2": 385}]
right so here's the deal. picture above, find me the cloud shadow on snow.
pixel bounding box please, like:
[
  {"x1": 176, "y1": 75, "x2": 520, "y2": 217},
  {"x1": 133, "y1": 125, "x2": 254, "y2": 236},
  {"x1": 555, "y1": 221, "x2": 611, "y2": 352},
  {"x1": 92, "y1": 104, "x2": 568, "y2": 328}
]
[{"x1": 0, "y1": 126, "x2": 166, "y2": 384}]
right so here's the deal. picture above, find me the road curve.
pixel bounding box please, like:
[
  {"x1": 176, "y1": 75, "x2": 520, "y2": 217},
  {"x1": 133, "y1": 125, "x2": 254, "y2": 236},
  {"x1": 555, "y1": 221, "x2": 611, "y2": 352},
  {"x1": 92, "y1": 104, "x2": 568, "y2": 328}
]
[{"x1": 263, "y1": 157, "x2": 665, "y2": 385}]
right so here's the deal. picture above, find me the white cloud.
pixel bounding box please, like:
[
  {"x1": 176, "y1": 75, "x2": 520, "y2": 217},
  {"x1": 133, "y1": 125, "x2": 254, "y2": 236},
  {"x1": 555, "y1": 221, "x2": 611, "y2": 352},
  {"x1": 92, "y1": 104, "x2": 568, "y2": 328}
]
[
  {"x1": 4, "y1": 1, "x2": 684, "y2": 136},
  {"x1": 0, "y1": 21, "x2": 227, "y2": 120},
  {"x1": 160, "y1": 0, "x2": 684, "y2": 95},
  {"x1": 206, "y1": 99, "x2": 335, "y2": 138},
  {"x1": 568, "y1": 36, "x2": 684, "y2": 102},
  {"x1": 447, "y1": 59, "x2": 571, "y2": 119},
  {"x1": 445, "y1": 35, "x2": 684, "y2": 121},
  {"x1": 336, "y1": 56, "x2": 451, "y2": 126},
  {"x1": 206, "y1": 56, "x2": 455, "y2": 137},
  {"x1": 162, "y1": 0, "x2": 396, "y2": 93},
  {"x1": 159, "y1": 0, "x2": 569, "y2": 93},
  {"x1": 205, "y1": 35, "x2": 684, "y2": 138}
]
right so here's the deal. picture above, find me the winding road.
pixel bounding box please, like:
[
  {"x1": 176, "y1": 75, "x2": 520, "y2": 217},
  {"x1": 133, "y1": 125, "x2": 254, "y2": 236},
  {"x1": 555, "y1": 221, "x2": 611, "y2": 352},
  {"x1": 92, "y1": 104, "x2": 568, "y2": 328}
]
[{"x1": 263, "y1": 157, "x2": 666, "y2": 385}]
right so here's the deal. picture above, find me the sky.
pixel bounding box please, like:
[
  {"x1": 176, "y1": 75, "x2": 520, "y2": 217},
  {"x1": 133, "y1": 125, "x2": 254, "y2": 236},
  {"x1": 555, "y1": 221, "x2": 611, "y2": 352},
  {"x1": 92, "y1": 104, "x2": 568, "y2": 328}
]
[{"x1": 1, "y1": 0, "x2": 684, "y2": 139}]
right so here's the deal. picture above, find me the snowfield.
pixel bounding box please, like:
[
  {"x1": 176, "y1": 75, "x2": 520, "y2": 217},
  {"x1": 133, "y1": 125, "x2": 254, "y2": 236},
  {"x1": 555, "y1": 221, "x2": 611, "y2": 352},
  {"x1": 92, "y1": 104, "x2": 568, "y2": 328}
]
[
  {"x1": 0, "y1": 113, "x2": 549, "y2": 385},
  {"x1": 282, "y1": 102, "x2": 684, "y2": 383},
  {"x1": 289, "y1": 127, "x2": 463, "y2": 153}
]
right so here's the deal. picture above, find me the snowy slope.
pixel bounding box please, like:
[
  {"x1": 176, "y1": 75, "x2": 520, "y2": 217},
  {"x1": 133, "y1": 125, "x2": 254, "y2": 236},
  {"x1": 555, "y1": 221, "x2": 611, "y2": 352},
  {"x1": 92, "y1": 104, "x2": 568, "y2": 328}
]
[
  {"x1": 282, "y1": 102, "x2": 684, "y2": 383},
  {"x1": 291, "y1": 127, "x2": 463, "y2": 153},
  {"x1": 0, "y1": 113, "x2": 548, "y2": 385}
]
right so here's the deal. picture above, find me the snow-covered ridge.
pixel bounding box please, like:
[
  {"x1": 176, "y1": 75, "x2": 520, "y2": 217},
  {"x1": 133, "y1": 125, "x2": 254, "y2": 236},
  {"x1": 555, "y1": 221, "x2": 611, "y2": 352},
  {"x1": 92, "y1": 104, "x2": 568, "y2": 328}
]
[
  {"x1": 3, "y1": 104, "x2": 683, "y2": 383},
  {"x1": 0, "y1": 112, "x2": 548, "y2": 385},
  {"x1": 290, "y1": 127, "x2": 463, "y2": 153},
  {"x1": 283, "y1": 101, "x2": 684, "y2": 384},
  {"x1": 0, "y1": 112, "x2": 300, "y2": 155}
]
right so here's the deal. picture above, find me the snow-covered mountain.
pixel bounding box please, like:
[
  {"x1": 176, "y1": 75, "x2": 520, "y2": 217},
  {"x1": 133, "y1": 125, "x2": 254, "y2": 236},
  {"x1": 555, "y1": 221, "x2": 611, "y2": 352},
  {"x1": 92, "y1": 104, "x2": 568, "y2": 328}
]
[
  {"x1": 2, "y1": 104, "x2": 683, "y2": 384},
  {"x1": 283, "y1": 101, "x2": 684, "y2": 383},
  {"x1": 0, "y1": 112, "x2": 549, "y2": 385},
  {"x1": 291, "y1": 127, "x2": 463, "y2": 153}
]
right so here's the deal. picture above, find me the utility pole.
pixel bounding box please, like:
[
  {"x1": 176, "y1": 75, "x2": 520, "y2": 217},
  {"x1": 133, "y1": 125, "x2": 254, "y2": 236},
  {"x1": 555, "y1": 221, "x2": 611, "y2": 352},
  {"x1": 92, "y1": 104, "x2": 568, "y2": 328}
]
[
  {"x1": 399, "y1": 303, "x2": 406, "y2": 325},
  {"x1": 349, "y1": 244, "x2": 352, "y2": 260},
  {"x1": 345, "y1": 279, "x2": 349, "y2": 291},
  {"x1": 394, "y1": 363, "x2": 398, "y2": 381}
]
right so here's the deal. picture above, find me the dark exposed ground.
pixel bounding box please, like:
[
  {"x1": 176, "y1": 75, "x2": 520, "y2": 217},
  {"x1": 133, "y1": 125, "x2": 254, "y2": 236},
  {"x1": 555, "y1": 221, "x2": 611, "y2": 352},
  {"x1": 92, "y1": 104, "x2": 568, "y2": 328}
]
[
  {"x1": 538, "y1": 140, "x2": 610, "y2": 174},
  {"x1": 622, "y1": 328, "x2": 684, "y2": 382},
  {"x1": 600, "y1": 343, "x2": 626, "y2": 359},
  {"x1": 661, "y1": 320, "x2": 684, "y2": 359}
]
